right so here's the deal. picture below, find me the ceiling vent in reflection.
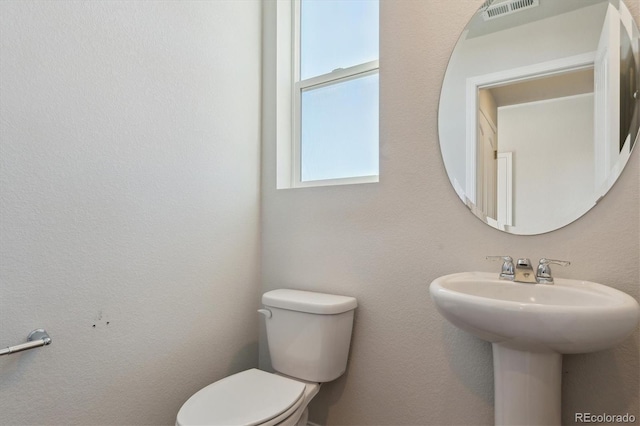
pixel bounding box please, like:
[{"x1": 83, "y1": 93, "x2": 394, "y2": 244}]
[{"x1": 480, "y1": 0, "x2": 539, "y2": 21}]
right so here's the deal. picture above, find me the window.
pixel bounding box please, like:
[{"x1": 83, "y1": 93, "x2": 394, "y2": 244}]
[{"x1": 276, "y1": 0, "x2": 380, "y2": 188}]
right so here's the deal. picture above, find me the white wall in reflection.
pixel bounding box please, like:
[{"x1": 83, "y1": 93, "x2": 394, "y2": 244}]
[{"x1": 498, "y1": 94, "x2": 594, "y2": 234}]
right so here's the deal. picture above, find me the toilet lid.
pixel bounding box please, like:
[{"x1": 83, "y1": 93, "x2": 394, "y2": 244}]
[{"x1": 176, "y1": 369, "x2": 306, "y2": 426}]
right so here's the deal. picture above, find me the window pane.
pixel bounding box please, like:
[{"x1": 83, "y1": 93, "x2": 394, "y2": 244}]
[
  {"x1": 301, "y1": 72, "x2": 379, "y2": 182},
  {"x1": 300, "y1": 0, "x2": 379, "y2": 80}
]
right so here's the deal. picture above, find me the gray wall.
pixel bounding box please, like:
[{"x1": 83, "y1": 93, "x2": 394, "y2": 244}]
[
  {"x1": 261, "y1": 1, "x2": 639, "y2": 425},
  {"x1": 0, "y1": 1, "x2": 262, "y2": 424}
]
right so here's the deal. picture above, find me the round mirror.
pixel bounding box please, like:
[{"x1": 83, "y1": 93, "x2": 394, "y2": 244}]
[{"x1": 439, "y1": 0, "x2": 639, "y2": 234}]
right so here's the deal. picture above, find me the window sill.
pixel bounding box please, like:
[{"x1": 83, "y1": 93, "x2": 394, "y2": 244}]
[{"x1": 279, "y1": 175, "x2": 379, "y2": 189}]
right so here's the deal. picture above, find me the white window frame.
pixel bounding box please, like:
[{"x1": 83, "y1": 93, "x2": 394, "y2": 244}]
[{"x1": 276, "y1": 0, "x2": 379, "y2": 189}]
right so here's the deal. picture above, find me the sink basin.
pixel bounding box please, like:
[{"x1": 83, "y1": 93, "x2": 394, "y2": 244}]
[
  {"x1": 430, "y1": 272, "x2": 639, "y2": 426},
  {"x1": 430, "y1": 271, "x2": 639, "y2": 353}
]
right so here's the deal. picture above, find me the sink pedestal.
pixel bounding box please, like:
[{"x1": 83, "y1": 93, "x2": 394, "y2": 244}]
[{"x1": 493, "y1": 343, "x2": 562, "y2": 426}]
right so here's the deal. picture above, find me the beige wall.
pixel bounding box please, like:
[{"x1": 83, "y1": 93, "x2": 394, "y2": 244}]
[
  {"x1": 0, "y1": 1, "x2": 262, "y2": 424},
  {"x1": 261, "y1": 1, "x2": 639, "y2": 425}
]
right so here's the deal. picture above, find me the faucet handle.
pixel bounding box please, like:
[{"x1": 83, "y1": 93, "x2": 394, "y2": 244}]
[
  {"x1": 536, "y1": 258, "x2": 571, "y2": 284},
  {"x1": 539, "y1": 258, "x2": 571, "y2": 267},
  {"x1": 486, "y1": 256, "x2": 514, "y2": 279}
]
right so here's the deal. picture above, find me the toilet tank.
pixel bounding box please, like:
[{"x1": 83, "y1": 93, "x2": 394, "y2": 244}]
[{"x1": 261, "y1": 289, "x2": 357, "y2": 383}]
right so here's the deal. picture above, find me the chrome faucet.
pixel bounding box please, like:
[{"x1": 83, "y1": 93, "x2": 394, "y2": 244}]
[
  {"x1": 486, "y1": 256, "x2": 515, "y2": 280},
  {"x1": 536, "y1": 258, "x2": 571, "y2": 284},
  {"x1": 514, "y1": 258, "x2": 537, "y2": 283},
  {"x1": 487, "y1": 256, "x2": 570, "y2": 284}
]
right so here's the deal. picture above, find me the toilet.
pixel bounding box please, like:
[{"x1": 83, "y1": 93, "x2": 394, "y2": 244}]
[{"x1": 176, "y1": 289, "x2": 358, "y2": 426}]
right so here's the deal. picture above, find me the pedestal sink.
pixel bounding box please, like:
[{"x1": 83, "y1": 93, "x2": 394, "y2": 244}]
[{"x1": 430, "y1": 272, "x2": 639, "y2": 426}]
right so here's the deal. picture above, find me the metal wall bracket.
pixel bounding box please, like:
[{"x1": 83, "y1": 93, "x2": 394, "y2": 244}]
[{"x1": 0, "y1": 329, "x2": 52, "y2": 356}]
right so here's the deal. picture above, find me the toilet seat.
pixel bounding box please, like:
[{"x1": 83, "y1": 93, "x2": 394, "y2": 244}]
[{"x1": 176, "y1": 369, "x2": 308, "y2": 426}]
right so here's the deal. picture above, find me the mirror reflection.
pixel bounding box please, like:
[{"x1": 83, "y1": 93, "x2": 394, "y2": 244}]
[{"x1": 439, "y1": 0, "x2": 639, "y2": 234}]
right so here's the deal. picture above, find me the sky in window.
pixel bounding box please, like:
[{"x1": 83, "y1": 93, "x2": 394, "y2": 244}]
[
  {"x1": 300, "y1": 0, "x2": 379, "y2": 182},
  {"x1": 301, "y1": 0, "x2": 379, "y2": 80},
  {"x1": 301, "y1": 72, "x2": 379, "y2": 182}
]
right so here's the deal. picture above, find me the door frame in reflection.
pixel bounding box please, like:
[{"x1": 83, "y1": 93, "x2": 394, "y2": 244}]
[{"x1": 464, "y1": 52, "x2": 596, "y2": 210}]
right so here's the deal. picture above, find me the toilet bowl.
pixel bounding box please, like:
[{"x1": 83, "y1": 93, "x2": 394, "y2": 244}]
[
  {"x1": 176, "y1": 289, "x2": 357, "y2": 426},
  {"x1": 176, "y1": 369, "x2": 319, "y2": 426}
]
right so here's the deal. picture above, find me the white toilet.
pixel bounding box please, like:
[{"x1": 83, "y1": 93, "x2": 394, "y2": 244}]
[{"x1": 176, "y1": 289, "x2": 358, "y2": 426}]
